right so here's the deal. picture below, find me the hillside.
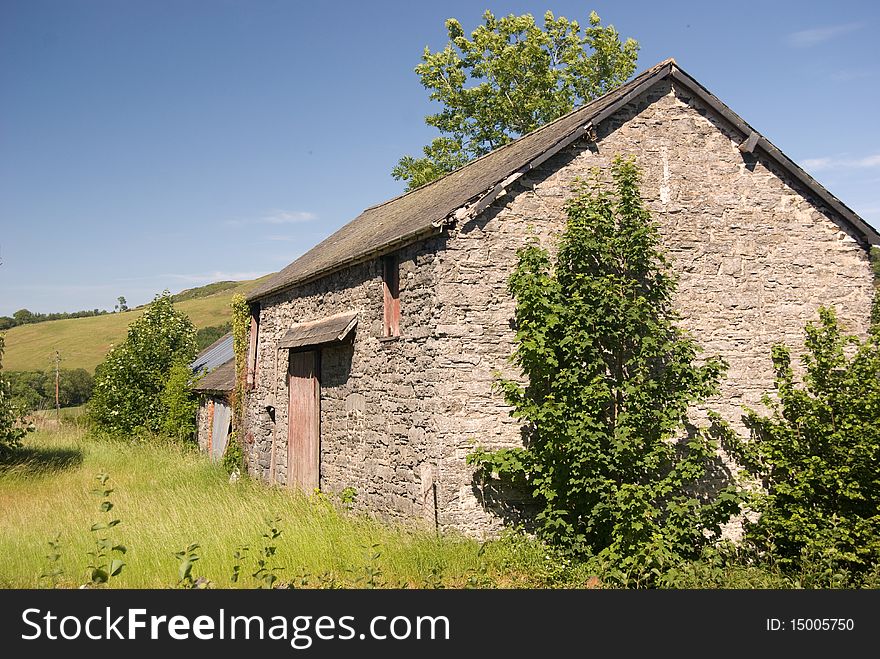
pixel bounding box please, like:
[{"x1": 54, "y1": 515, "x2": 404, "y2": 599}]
[{"x1": 1, "y1": 276, "x2": 270, "y2": 373}]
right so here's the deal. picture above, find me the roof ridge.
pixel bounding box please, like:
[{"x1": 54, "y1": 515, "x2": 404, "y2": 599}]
[
  {"x1": 249, "y1": 58, "x2": 880, "y2": 302},
  {"x1": 247, "y1": 59, "x2": 679, "y2": 302},
  {"x1": 361, "y1": 58, "x2": 674, "y2": 214}
]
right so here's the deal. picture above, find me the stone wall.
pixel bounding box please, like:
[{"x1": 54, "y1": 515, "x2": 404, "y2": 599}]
[
  {"x1": 243, "y1": 77, "x2": 875, "y2": 538},
  {"x1": 244, "y1": 236, "x2": 448, "y2": 526},
  {"x1": 196, "y1": 397, "x2": 214, "y2": 455}
]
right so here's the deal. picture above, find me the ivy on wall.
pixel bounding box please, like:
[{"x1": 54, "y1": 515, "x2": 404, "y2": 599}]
[{"x1": 222, "y1": 294, "x2": 250, "y2": 475}]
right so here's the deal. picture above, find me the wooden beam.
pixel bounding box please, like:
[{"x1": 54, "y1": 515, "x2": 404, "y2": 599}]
[{"x1": 739, "y1": 131, "x2": 760, "y2": 153}]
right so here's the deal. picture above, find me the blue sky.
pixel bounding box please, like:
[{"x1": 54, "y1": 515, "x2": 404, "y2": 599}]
[{"x1": 1, "y1": 0, "x2": 878, "y2": 316}]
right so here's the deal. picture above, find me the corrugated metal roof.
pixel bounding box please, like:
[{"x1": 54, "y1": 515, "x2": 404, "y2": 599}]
[
  {"x1": 246, "y1": 58, "x2": 879, "y2": 303},
  {"x1": 278, "y1": 312, "x2": 358, "y2": 350},
  {"x1": 191, "y1": 333, "x2": 234, "y2": 375}
]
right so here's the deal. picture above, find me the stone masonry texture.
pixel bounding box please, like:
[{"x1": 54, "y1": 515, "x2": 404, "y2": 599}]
[
  {"x1": 243, "y1": 78, "x2": 874, "y2": 538},
  {"x1": 196, "y1": 398, "x2": 214, "y2": 455}
]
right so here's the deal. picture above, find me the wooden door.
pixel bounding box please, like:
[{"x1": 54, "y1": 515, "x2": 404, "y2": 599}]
[{"x1": 288, "y1": 350, "x2": 320, "y2": 492}]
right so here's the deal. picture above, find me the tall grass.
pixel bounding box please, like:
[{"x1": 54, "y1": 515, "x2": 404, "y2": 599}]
[
  {"x1": 3, "y1": 429, "x2": 853, "y2": 589},
  {"x1": 0, "y1": 427, "x2": 548, "y2": 589}
]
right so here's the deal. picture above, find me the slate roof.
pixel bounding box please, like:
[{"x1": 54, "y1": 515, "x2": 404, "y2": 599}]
[
  {"x1": 191, "y1": 333, "x2": 234, "y2": 393},
  {"x1": 193, "y1": 360, "x2": 234, "y2": 393},
  {"x1": 248, "y1": 59, "x2": 879, "y2": 302}
]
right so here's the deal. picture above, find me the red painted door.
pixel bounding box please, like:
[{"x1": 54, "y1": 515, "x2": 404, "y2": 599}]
[{"x1": 288, "y1": 350, "x2": 320, "y2": 492}]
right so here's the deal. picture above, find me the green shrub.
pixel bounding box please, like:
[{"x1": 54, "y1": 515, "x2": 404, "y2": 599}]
[
  {"x1": 727, "y1": 307, "x2": 880, "y2": 583},
  {"x1": 160, "y1": 362, "x2": 198, "y2": 442},
  {"x1": 0, "y1": 335, "x2": 34, "y2": 455},
  {"x1": 657, "y1": 546, "x2": 798, "y2": 589},
  {"x1": 89, "y1": 292, "x2": 196, "y2": 435}
]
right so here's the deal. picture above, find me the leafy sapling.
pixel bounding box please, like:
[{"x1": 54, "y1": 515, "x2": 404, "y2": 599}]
[
  {"x1": 725, "y1": 307, "x2": 880, "y2": 583},
  {"x1": 467, "y1": 157, "x2": 743, "y2": 584},
  {"x1": 40, "y1": 533, "x2": 64, "y2": 587},
  {"x1": 175, "y1": 542, "x2": 210, "y2": 589},
  {"x1": 357, "y1": 543, "x2": 386, "y2": 589},
  {"x1": 231, "y1": 544, "x2": 249, "y2": 585},
  {"x1": 86, "y1": 472, "x2": 126, "y2": 586},
  {"x1": 251, "y1": 516, "x2": 284, "y2": 589}
]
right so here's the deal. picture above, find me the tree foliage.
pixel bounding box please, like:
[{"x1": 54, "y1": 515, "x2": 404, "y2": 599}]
[
  {"x1": 5, "y1": 368, "x2": 94, "y2": 411},
  {"x1": 160, "y1": 361, "x2": 199, "y2": 442},
  {"x1": 196, "y1": 322, "x2": 232, "y2": 351},
  {"x1": 393, "y1": 10, "x2": 639, "y2": 190},
  {"x1": 89, "y1": 292, "x2": 196, "y2": 435},
  {"x1": 468, "y1": 158, "x2": 741, "y2": 581},
  {"x1": 0, "y1": 335, "x2": 34, "y2": 455},
  {"x1": 728, "y1": 308, "x2": 880, "y2": 581}
]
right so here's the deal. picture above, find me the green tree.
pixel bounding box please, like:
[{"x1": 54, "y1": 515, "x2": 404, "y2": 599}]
[
  {"x1": 393, "y1": 9, "x2": 638, "y2": 190},
  {"x1": 59, "y1": 368, "x2": 94, "y2": 407},
  {"x1": 729, "y1": 308, "x2": 880, "y2": 582},
  {"x1": 468, "y1": 158, "x2": 741, "y2": 582},
  {"x1": 5, "y1": 370, "x2": 49, "y2": 411},
  {"x1": 0, "y1": 335, "x2": 33, "y2": 456},
  {"x1": 12, "y1": 309, "x2": 34, "y2": 325},
  {"x1": 5, "y1": 368, "x2": 94, "y2": 411},
  {"x1": 89, "y1": 291, "x2": 196, "y2": 435}
]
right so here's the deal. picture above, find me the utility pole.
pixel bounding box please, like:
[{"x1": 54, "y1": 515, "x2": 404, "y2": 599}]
[{"x1": 54, "y1": 350, "x2": 61, "y2": 420}]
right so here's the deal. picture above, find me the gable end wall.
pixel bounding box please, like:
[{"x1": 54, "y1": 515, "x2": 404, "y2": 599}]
[{"x1": 428, "y1": 78, "x2": 874, "y2": 535}]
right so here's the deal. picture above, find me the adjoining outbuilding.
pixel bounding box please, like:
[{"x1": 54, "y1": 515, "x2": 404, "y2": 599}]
[
  {"x1": 191, "y1": 333, "x2": 234, "y2": 461},
  {"x1": 239, "y1": 59, "x2": 879, "y2": 537}
]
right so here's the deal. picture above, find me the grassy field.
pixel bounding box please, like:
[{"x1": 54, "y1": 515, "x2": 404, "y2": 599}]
[
  {"x1": 1, "y1": 277, "x2": 270, "y2": 373},
  {"x1": 0, "y1": 427, "x2": 554, "y2": 589}
]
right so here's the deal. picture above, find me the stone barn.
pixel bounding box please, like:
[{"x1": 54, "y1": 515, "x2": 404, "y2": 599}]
[
  {"x1": 192, "y1": 333, "x2": 234, "y2": 461},
  {"x1": 240, "y1": 59, "x2": 879, "y2": 537}
]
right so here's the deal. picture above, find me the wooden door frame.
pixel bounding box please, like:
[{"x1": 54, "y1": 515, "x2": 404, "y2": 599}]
[{"x1": 287, "y1": 349, "x2": 321, "y2": 493}]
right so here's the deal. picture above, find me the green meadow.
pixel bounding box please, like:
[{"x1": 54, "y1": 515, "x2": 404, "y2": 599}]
[
  {"x1": 2, "y1": 278, "x2": 268, "y2": 373},
  {"x1": 0, "y1": 425, "x2": 555, "y2": 589}
]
